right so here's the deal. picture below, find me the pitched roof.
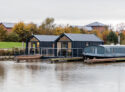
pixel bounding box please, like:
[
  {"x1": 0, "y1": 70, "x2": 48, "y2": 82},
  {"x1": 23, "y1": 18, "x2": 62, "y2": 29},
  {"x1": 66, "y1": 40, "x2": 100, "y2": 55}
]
[
  {"x1": 64, "y1": 33, "x2": 103, "y2": 42},
  {"x1": 86, "y1": 22, "x2": 106, "y2": 27},
  {"x1": 34, "y1": 35, "x2": 59, "y2": 42},
  {"x1": 83, "y1": 26, "x2": 93, "y2": 31},
  {"x1": 1, "y1": 22, "x2": 15, "y2": 28}
]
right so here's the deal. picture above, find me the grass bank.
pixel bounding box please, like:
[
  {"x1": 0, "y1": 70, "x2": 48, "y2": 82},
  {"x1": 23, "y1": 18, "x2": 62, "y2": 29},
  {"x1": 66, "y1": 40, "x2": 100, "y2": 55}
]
[{"x1": 0, "y1": 42, "x2": 25, "y2": 48}]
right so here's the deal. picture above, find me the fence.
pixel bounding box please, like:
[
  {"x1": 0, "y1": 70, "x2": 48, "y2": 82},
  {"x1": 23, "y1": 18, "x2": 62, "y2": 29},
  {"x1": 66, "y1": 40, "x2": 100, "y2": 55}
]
[{"x1": 0, "y1": 48, "x2": 84, "y2": 57}]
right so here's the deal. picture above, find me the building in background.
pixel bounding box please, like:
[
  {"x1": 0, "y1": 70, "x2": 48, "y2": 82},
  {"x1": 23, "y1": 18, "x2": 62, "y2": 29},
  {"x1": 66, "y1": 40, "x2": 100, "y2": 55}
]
[
  {"x1": 72, "y1": 22, "x2": 108, "y2": 32},
  {"x1": 0, "y1": 22, "x2": 15, "y2": 33},
  {"x1": 84, "y1": 22, "x2": 108, "y2": 32}
]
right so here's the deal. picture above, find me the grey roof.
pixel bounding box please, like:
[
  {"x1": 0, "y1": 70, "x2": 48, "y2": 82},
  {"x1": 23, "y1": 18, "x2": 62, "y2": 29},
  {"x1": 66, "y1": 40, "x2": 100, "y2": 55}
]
[
  {"x1": 71, "y1": 25, "x2": 84, "y2": 29},
  {"x1": 64, "y1": 33, "x2": 103, "y2": 42},
  {"x1": 1, "y1": 22, "x2": 15, "y2": 28},
  {"x1": 34, "y1": 35, "x2": 59, "y2": 42},
  {"x1": 86, "y1": 22, "x2": 106, "y2": 27},
  {"x1": 83, "y1": 26, "x2": 93, "y2": 31},
  {"x1": 71, "y1": 25, "x2": 93, "y2": 31},
  {"x1": 100, "y1": 45, "x2": 125, "y2": 48}
]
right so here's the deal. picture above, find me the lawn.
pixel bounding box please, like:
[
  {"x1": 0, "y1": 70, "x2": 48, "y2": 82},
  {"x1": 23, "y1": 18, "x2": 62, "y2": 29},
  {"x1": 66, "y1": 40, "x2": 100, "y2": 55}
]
[{"x1": 0, "y1": 42, "x2": 26, "y2": 48}]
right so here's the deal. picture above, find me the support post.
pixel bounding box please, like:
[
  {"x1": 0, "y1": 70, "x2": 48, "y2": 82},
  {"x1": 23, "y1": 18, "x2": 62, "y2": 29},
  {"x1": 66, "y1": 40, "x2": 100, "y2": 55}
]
[
  {"x1": 77, "y1": 48, "x2": 78, "y2": 57},
  {"x1": 72, "y1": 49, "x2": 73, "y2": 57}
]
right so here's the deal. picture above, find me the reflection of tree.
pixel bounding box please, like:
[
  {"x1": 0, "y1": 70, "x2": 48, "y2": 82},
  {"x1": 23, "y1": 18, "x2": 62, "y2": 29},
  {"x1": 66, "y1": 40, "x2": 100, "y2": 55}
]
[
  {"x1": 26, "y1": 63, "x2": 50, "y2": 75},
  {"x1": 0, "y1": 64, "x2": 5, "y2": 78},
  {"x1": 0, "y1": 64, "x2": 5, "y2": 89},
  {"x1": 26, "y1": 64, "x2": 41, "y2": 73},
  {"x1": 55, "y1": 63, "x2": 83, "y2": 83}
]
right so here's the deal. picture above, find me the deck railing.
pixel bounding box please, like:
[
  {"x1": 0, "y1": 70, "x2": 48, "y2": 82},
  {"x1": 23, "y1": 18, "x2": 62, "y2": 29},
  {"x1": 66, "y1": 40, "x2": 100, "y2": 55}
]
[
  {"x1": 0, "y1": 47, "x2": 83, "y2": 57},
  {"x1": 27, "y1": 47, "x2": 83, "y2": 57}
]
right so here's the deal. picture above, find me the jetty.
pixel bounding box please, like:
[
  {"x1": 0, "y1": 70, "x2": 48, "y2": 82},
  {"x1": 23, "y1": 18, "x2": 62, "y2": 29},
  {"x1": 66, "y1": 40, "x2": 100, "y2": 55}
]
[
  {"x1": 49, "y1": 57, "x2": 83, "y2": 63},
  {"x1": 84, "y1": 57, "x2": 125, "y2": 64}
]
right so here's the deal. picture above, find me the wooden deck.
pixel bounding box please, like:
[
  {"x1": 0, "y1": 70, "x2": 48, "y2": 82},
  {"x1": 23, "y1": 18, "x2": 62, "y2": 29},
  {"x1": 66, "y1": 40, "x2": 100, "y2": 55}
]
[
  {"x1": 15, "y1": 55, "x2": 42, "y2": 62},
  {"x1": 84, "y1": 57, "x2": 125, "y2": 64}
]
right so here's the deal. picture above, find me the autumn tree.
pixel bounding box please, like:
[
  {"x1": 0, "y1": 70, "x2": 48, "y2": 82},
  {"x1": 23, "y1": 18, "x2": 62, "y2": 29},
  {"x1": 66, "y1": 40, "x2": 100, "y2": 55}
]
[
  {"x1": 39, "y1": 18, "x2": 55, "y2": 35},
  {"x1": 26, "y1": 23, "x2": 38, "y2": 34},
  {"x1": 102, "y1": 30, "x2": 110, "y2": 43},
  {"x1": 116, "y1": 23, "x2": 125, "y2": 32},
  {"x1": 5, "y1": 32, "x2": 20, "y2": 42},
  {"x1": 89, "y1": 30, "x2": 103, "y2": 40},
  {"x1": 0, "y1": 25, "x2": 7, "y2": 41},
  {"x1": 53, "y1": 26, "x2": 65, "y2": 35},
  {"x1": 12, "y1": 22, "x2": 31, "y2": 41}
]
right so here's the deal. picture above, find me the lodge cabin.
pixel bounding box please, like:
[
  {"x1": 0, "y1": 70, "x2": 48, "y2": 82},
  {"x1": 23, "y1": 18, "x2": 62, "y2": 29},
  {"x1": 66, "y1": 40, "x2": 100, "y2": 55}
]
[
  {"x1": 26, "y1": 33, "x2": 103, "y2": 57},
  {"x1": 26, "y1": 35, "x2": 58, "y2": 55}
]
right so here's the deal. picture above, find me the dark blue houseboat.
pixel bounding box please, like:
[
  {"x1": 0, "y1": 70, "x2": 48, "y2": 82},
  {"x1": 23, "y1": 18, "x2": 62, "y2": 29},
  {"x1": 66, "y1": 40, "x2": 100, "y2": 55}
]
[{"x1": 26, "y1": 33, "x2": 103, "y2": 57}]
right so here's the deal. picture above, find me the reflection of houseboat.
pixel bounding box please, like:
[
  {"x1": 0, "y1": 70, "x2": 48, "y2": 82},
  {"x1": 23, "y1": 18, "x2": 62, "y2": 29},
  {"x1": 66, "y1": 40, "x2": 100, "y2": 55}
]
[{"x1": 83, "y1": 45, "x2": 125, "y2": 59}]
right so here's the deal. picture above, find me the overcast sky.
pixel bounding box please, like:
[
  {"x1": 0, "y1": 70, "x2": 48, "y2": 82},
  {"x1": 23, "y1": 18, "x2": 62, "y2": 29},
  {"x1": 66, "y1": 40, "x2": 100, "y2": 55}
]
[{"x1": 0, "y1": 0, "x2": 125, "y2": 26}]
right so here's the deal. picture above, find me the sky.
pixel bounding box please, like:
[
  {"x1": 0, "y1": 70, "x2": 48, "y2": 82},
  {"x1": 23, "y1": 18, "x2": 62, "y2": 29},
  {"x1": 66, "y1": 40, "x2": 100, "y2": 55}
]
[{"x1": 0, "y1": 0, "x2": 125, "y2": 26}]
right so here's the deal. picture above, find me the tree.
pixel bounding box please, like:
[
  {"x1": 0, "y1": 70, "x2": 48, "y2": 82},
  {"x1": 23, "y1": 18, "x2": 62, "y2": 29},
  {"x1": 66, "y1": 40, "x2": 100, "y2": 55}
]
[
  {"x1": 89, "y1": 30, "x2": 103, "y2": 40},
  {"x1": 116, "y1": 23, "x2": 125, "y2": 32},
  {"x1": 39, "y1": 18, "x2": 55, "y2": 35},
  {"x1": 12, "y1": 22, "x2": 31, "y2": 41},
  {"x1": 26, "y1": 23, "x2": 38, "y2": 34},
  {"x1": 53, "y1": 26, "x2": 65, "y2": 35},
  {"x1": 102, "y1": 30, "x2": 110, "y2": 43},
  {"x1": 0, "y1": 25, "x2": 7, "y2": 41},
  {"x1": 5, "y1": 33, "x2": 20, "y2": 42},
  {"x1": 107, "y1": 31, "x2": 118, "y2": 44}
]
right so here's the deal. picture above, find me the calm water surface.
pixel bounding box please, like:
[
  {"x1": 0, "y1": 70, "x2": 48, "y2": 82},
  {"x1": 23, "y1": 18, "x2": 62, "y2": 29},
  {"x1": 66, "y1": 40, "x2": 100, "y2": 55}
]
[{"x1": 0, "y1": 61, "x2": 124, "y2": 92}]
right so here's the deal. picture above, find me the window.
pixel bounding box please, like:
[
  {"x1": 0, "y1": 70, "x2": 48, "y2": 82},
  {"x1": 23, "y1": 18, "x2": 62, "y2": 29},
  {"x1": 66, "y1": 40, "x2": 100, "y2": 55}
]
[
  {"x1": 61, "y1": 42, "x2": 68, "y2": 48},
  {"x1": 86, "y1": 42, "x2": 89, "y2": 46}
]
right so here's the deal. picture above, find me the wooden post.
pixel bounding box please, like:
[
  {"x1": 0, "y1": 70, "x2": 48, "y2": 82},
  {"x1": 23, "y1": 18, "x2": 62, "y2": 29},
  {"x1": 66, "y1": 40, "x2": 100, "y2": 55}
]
[
  {"x1": 22, "y1": 42, "x2": 24, "y2": 48},
  {"x1": 47, "y1": 48, "x2": 48, "y2": 56},
  {"x1": 77, "y1": 48, "x2": 78, "y2": 57},
  {"x1": 53, "y1": 48, "x2": 55, "y2": 57},
  {"x1": 41, "y1": 48, "x2": 42, "y2": 55},
  {"x1": 34, "y1": 48, "x2": 35, "y2": 55},
  {"x1": 66, "y1": 48, "x2": 68, "y2": 57},
  {"x1": 57, "y1": 48, "x2": 58, "y2": 57}
]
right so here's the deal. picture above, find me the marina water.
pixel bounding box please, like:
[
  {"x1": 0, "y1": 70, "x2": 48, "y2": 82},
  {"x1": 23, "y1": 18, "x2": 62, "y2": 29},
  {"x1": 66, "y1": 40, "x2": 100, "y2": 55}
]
[{"x1": 0, "y1": 61, "x2": 124, "y2": 92}]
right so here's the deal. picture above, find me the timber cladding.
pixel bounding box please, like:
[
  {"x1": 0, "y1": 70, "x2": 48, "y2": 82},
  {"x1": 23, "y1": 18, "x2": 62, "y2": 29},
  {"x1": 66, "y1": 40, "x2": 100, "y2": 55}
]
[
  {"x1": 58, "y1": 35, "x2": 70, "y2": 41},
  {"x1": 68, "y1": 42, "x2": 71, "y2": 49},
  {"x1": 30, "y1": 37, "x2": 39, "y2": 42},
  {"x1": 57, "y1": 42, "x2": 61, "y2": 54}
]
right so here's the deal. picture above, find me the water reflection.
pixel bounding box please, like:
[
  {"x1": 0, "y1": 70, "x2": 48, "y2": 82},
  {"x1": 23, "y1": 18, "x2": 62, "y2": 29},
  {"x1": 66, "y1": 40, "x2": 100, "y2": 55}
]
[
  {"x1": 0, "y1": 61, "x2": 125, "y2": 92},
  {"x1": 0, "y1": 63, "x2": 6, "y2": 91},
  {"x1": 0, "y1": 64, "x2": 5, "y2": 79}
]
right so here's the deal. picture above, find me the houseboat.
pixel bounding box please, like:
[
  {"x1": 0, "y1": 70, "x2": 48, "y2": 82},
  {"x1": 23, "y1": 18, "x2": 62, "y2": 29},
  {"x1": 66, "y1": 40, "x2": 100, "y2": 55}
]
[
  {"x1": 83, "y1": 45, "x2": 125, "y2": 59},
  {"x1": 26, "y1": 33, "x2": 103, "y2": 57}
]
